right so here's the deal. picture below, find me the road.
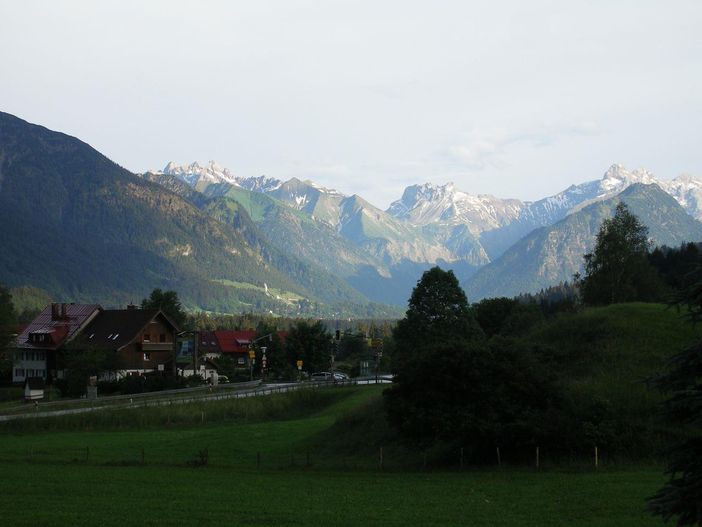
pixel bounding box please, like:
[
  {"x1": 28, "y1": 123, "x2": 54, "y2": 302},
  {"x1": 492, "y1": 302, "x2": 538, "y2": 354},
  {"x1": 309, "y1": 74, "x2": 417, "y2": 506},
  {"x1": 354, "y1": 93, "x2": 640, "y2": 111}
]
[{"x1": 0, "y1": 378, "x2": 390, "y2": 422}]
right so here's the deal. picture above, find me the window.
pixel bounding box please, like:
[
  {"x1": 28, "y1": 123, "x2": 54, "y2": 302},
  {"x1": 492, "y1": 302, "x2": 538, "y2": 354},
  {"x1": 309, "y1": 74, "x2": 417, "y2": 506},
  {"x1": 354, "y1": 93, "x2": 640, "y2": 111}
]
[
  {"x1": 15, "y1": 368, "x2": 24, "y2": 377},
  {"x1": 143, "y1": 352, "x2": 151, "y2": 361},
  {"x1": 159, "y1": 334, "x2": 166, "y2": 343},
  {"x1": 143, "y1": 333, "x2": 151, "y2": 342}
]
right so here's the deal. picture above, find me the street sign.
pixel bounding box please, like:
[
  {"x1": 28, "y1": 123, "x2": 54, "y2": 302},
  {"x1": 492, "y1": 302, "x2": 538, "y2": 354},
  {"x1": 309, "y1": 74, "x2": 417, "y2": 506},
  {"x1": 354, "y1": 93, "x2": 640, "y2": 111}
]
[
  {"x1": 157, "y1": 364, "x2": 164, "y2": 371},
  {"x1": 248, "y1": 350, "x2": 255, "y2": 359},
  {"x1": 296, "y1": 360, "x2": 303, "y2": 370}
]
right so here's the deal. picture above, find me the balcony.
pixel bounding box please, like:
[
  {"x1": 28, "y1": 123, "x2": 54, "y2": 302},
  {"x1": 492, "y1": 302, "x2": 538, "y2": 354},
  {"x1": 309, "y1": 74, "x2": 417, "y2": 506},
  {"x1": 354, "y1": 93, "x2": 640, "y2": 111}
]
[{"x1": 141, "y1": 342, "x2": 173, "y2": 352}]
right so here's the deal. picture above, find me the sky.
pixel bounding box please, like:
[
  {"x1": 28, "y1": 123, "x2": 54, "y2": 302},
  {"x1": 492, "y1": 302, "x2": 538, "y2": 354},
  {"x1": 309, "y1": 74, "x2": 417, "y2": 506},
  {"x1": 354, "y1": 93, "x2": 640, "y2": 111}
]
[{"x1": 1, "y1": 0, "x2": 701, "y2": 209}]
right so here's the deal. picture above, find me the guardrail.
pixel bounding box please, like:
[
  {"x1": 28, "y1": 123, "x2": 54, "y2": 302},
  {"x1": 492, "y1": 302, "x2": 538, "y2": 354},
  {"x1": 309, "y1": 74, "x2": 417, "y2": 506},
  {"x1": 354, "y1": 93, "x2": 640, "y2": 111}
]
[{"x1": 0, "y1": 378, "x2": 391, "y2": 422}]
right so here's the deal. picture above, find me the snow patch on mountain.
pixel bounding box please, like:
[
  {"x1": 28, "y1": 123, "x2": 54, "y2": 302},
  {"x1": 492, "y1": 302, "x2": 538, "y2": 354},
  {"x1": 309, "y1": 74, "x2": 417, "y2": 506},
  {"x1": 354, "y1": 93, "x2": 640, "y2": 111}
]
[
  {"x1": 389, "y1": 164, "x2": 702, "y2": 235},
  {"x1": 161, "y1": 160, "x2": 239, "y2": 187},
  {"x1": 387, "y1": 182, "x2": 524, "y2": 235}
]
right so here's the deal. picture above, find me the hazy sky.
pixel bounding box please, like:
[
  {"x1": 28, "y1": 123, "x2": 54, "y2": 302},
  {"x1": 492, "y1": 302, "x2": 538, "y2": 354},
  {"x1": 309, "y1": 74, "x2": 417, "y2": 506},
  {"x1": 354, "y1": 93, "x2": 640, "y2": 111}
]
[{"x1": 2, "y1": 1, "x2": 701, "y2": 208}]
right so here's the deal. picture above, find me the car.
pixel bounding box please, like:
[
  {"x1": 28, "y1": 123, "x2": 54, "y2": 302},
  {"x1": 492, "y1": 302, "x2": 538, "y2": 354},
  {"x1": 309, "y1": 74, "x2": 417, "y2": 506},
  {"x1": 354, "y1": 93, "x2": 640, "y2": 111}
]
[{"x1": 311, "y1": 371, "x2": 350, "y2": 382}]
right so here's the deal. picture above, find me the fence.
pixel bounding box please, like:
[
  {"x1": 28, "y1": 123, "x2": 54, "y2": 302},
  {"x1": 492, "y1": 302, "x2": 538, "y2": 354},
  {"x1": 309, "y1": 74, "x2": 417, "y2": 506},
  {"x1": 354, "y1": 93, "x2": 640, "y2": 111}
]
[{"x1": 3, "y1": 443, "x2": 614, "y2": 473}]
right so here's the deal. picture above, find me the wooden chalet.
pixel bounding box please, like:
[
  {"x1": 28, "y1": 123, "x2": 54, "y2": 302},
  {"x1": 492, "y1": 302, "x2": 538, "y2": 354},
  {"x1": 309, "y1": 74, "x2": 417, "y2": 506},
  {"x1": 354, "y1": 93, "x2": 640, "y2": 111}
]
[{"x1": 80, "y1": 307, "x2": 180, "y2": 377}]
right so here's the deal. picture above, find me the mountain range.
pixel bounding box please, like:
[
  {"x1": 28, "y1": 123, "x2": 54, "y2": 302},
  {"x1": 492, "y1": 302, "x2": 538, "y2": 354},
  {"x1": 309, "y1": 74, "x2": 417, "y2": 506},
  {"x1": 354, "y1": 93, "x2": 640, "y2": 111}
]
[
  {"x1": 1, "y1": 111, "x2": 701, "y2": 314},
  {"x1": 152, "y1": 159, "x2": 702, "y2": 303}
]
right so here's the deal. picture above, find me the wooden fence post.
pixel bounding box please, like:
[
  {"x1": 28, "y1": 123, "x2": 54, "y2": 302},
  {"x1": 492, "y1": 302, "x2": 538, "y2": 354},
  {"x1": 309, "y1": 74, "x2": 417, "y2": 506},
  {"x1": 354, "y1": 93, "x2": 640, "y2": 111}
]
[
  {"x1": 460, "y1": 447, "x2": 464, "y2": 470},
  {"x1": 496, "y1": 447, "x2": 501, "y2": 467},
  {"x1": 536, "y1": 446, "x2": 540, "y2": 469},
  {"x1": 379, "y1": 447, "x2": 384, "y2": 471},
  {"x1": 595, "y1": 446, "x2": 599, "y2": 469}
]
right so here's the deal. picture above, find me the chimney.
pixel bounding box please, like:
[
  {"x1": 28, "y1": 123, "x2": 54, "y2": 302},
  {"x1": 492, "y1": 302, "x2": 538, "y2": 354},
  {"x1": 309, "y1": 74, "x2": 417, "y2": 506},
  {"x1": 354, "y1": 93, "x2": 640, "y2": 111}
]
[{"x1": 51, "y1": 303, "x2": 60, "y2": 320}]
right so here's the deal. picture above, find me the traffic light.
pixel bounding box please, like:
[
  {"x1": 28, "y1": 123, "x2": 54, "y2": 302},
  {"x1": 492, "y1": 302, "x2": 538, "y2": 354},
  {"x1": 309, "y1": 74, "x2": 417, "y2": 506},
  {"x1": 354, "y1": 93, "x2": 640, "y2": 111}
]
[{"x1": 335, "y1": 329, "x2": 340, "y2": 340}]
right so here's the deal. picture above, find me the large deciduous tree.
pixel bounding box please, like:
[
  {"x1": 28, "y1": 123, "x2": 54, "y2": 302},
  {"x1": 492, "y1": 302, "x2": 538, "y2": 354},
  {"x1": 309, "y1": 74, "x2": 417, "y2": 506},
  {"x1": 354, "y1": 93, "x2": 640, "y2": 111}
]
[
  {"x1": 580, "y1": 202, "x2": 663, "y2": 305},
  {"x1": 384, "y1": 267, "x2": 485, "y2": 444},
  {"x1": 384, "y1": 267, "x2": 561, "y2": 454},
  {"x1": 285, "y1": 321, "x2": 330, "y2": 374}
]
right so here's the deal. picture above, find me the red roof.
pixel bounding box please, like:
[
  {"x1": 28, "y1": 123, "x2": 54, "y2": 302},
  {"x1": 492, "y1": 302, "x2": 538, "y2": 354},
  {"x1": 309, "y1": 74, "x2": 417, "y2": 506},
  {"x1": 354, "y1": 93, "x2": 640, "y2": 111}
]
[
  {"x1": 215, "y1": 330, "x2": 256, "y2": 353},
  {"x1": 212, "y1": 330, "x2": 287, "y2": 354}
]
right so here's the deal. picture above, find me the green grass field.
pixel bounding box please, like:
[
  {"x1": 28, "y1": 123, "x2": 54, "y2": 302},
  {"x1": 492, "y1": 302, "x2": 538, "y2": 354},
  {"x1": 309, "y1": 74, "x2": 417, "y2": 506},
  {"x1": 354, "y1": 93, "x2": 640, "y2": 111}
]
[
  {"x1": 2, "y1": 303, "x2": 688, "y2": 526},
  {"x1": 0, "y1": 385, "x2": 667, "y2": 526}
]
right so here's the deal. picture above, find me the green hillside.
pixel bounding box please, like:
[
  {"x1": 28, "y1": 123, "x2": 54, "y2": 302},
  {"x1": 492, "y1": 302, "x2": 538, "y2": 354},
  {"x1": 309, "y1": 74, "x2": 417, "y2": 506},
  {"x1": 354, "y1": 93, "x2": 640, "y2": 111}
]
[
  {"x1": 0, "y1": 112, "x2": 382, "y2": 315},
  {"x1": 521, "y1": 303, "x2": 699, "y2": 455}
]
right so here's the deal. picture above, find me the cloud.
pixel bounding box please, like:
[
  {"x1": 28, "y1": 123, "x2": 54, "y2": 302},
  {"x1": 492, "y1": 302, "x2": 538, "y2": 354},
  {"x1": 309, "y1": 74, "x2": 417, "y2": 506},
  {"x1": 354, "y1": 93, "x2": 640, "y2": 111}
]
[{"x1": 441, "y1": 121, "x2": 600, "y2": 170}]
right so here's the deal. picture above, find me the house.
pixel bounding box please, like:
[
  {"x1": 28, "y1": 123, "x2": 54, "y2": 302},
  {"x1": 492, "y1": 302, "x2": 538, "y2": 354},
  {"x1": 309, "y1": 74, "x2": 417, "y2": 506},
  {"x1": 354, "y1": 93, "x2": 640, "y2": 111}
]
[
  {"x1": 214, "y1": 330, "x2": 258, "y2": 367},
  {"x1": 13, "y1": 303, "x2": 102, "y2": 383},
  {"x1": 211, "y1": 330, "x2": 287, "y2": 368},
  {"x1": 198, "y1": 330, "x2": 222, "y2": 358},
  {"x1": 79, "y1": 306, "x2": 180, "y2": 377}
]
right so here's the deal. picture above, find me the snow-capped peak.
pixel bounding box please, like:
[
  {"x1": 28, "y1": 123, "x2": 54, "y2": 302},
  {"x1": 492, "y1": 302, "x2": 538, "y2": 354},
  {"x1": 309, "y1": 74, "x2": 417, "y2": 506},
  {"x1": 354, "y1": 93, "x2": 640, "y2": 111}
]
[
  {"x1": 387, "y1": 181, "x2": 524, "y2": 233},
  {"x1": 161, "y1": 160, "x2": 239, "y2": 187},
  {"x1": 236, "y1": 175, "x2": 283, "y2": 193},
  {"x1": 601, "y1": 163, "x2": 656, "y2": 190}
]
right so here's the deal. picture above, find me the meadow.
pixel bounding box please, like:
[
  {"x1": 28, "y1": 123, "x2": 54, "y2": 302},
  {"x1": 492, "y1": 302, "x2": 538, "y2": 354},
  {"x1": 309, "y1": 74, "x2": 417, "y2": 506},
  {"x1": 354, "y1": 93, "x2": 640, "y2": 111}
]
[
  {"x1": 2, "y1": 303, "x2": 690, "y2": 526},
  {"x1": 0, "y1": 386, "x2": 667, "y2": 526}
]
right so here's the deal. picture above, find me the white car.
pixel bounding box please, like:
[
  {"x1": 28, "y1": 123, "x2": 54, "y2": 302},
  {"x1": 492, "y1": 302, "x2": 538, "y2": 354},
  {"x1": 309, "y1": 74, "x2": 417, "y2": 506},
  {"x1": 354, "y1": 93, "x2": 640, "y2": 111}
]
[{"x1": 310, "y1": 372, "x2": 349, "y2": 381}]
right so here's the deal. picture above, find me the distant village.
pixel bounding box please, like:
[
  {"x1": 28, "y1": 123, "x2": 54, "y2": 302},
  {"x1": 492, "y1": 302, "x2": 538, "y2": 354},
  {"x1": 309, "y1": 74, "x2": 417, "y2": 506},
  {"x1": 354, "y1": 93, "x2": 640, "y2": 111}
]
[{"x1": 11, "y1": 302, "x2": 290, "y2": 397}]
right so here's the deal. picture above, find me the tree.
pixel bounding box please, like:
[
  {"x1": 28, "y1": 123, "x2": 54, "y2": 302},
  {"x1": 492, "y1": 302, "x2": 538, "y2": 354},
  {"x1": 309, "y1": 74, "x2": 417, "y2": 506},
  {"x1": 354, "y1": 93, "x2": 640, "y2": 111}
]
[
  {"x1": 647, "y1": 275, "x2": 702, "y2": 525},
  {"x1": 384, "y1": 267, "x2": 563, "y2": 455},
  {"x1": 141, "y1": 288, "x2": 187, "y2": 328},
  {"x1": 0, "y1": 285, "x2": 18, "y2": 381},
  {"x1": 284, "y1": 321, "x2": 330, "y2": 374},
  {"x1": 580, "y1": 202, "x2": 663, "y2": 305},
  {"x1": 384, "y1": 267, "x2": 485, "y2": 445},
  {"x1": 393, "y1": 267, "x2": 483, "y2": 348},
  {"x1": 56, "y1": 337, "x2": 124, "y2": 398}
]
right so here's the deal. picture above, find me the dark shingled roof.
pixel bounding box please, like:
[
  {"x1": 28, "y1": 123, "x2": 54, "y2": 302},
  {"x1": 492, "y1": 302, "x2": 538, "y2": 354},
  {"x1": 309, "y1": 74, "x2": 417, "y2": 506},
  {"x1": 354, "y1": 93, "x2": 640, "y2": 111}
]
[{"x1": 81, "y1": 309, "x2": 176, "y2": 350}]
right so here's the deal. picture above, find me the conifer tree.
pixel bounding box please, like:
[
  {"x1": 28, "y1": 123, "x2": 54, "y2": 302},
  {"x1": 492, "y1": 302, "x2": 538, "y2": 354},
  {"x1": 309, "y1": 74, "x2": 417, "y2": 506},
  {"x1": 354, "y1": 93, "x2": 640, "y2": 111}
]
[{"x1": 647, "y1": 275, "x2": 702, "y2": 525}]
